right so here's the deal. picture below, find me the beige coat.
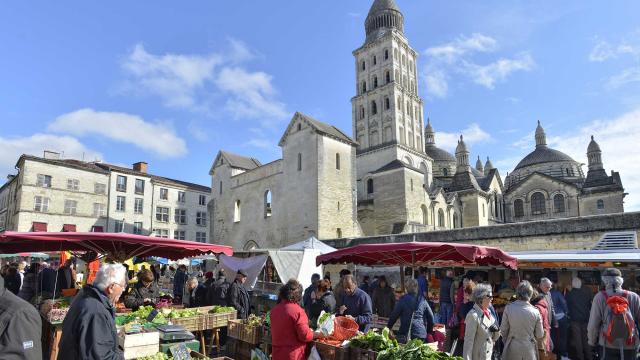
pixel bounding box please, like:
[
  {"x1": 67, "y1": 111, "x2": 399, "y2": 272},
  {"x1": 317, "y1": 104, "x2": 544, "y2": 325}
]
[
  {"x1": 500, "y1": 300, "x2": 544, "y2": 360},
  {"x1": 463, "y1": 304, "x2": 500, "y2": 360}
]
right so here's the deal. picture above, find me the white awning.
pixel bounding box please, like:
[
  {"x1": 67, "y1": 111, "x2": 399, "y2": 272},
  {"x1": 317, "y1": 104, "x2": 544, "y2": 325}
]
[{"x1": 510, "y1": 250, "x2": 640, "y2": 263}]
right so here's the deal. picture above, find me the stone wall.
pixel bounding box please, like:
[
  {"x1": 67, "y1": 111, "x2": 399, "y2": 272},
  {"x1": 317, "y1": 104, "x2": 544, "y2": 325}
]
[{"x1": 324, "y1": 211, "x2": 640, "y2": 252}]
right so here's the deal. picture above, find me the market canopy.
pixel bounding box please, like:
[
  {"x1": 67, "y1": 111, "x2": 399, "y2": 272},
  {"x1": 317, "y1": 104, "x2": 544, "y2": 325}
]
[
  {"x1": 316, "y1": 241, "x2": 518, "y2": 270},
  {"x1": 0, "y1": 231, "x2": 233, "y2": 262}
]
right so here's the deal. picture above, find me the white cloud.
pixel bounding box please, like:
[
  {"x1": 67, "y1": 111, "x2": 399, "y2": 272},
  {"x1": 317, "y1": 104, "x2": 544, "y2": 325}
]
[
  {"x1": 605, "y1": 67, "x2": 640, "y2": 90},
  {"x1": 463, "y1": 53, "x2": 535, "y2": 89},
  {"x1": 436, "y1": 123, "x2": 493, "y2": 152},
  {"x1": 48, "y1": 108, "x2": 187, "y2": 158},
  {"x1": 120, "y1": 39, "x2": 289, "y2": 127},
  {"x1": 0, "y1": 133, "x2": 102, "y2": 178},
  {"x1": 215, "y1": 67, "x2": 288, "y2": 122},
  {"x1": 422, "y1": 33, "x2": 534, "y2": 98},
  {"x1": 589, "y1": 38, "x2": 639, "y2": 62}
]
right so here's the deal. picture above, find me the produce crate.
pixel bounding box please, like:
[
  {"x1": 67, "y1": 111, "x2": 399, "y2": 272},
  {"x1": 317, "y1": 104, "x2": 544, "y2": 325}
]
[
  {"x1": 227, "y1": 319, "x2": 262, "y2": 345},
  {"x1": 168, "y1": 315, "x2": 204, "y2": 331},
  {"x1": 227, "y1": 338, "x2": 253, "y2": 360},
  {"x1": 205, "y1": 310, "x2": 237, "y2": 328},
  {"x1": 159, "y1": 339, "x2": 200, "y2": 354},
  {"x1": 314, "y1": 341, "x2": 349, "y2": 360},
  {"x1": 349, "y1": 346, "x2": 377, "y2": 360},
  {"x1": 117, "y1": 331, "x2": 159, "y2": 360}
]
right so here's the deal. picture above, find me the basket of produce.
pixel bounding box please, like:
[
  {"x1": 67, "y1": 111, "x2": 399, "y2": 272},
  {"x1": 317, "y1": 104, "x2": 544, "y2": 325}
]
[
  {"x1": 205, "y1": 306, "x2": 237, "y2": 328},
  {"x1": 227, "y1": 314, "x2": 264, "y2": 344},
  {"x1": 166, "y1": 308, "x2": 207, "y2": 332},
  {"x1": 377, "y1": 338, "x2": 463, "y2": 360},
  {"x1": 40, "y1": 299, "x2": 71, "y2": 323},
  {"x1": 332, "y1": 316, "x2": 359, "y2": 341},
  {"x1": 314, "y1": 340, "x2": 349, "y2": 360},
  {"x1": 349, "y1": 328, "x2": 398, "y2": 360}
]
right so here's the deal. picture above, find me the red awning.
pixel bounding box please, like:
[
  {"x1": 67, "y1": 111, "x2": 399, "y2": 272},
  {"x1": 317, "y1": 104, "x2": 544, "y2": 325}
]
[
  {"x1": 0, "y1": 231, "x2": 233, "y2": 262},
  {"x1": 316, "y1": 242, "x2": 517, "y2": 270},
  {"x1": 62, "y1": 224, "x2": 76, "y2": 232},
  {"x1": 32, "y1": 222, "x2": 47, "y2": 232}
]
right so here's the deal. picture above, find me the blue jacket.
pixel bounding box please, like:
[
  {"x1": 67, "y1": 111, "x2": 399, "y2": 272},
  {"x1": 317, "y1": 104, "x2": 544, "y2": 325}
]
[
  {"x1": 439, "y1": 277, "x2": 453, "y2": 304},
  {"x1": 340, "y1": 288, "x2": 373, "y2": 332},
  {"x1": 417, "y1": 275, "x2": 428, "y2": 299},
  {"x1": 550, "y1": 289, "x2": 568, "y2": 319},
  {"x1": 388, "y1": 292, "x2": 434, "y2": 341},
  {"x1": 173, "y1": 269, "x2": 187, "y2": 297}
]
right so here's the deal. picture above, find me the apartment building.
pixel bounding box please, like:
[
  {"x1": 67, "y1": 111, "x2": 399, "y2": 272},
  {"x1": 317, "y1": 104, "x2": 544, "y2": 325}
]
[{"x1": 0, "y1": 153, "x2": 211, "y2": 243}]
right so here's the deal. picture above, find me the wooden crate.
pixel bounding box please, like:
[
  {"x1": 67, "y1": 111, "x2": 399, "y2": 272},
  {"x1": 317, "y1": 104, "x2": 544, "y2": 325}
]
[
  {"x1": 227, "y1": 338, "x2": 252, "y2": 360},
  {"x1": 349, "y1": 346, "x2": 377, "y2": 360},
  {"x1": 227, "y1": 319, "x2": 262, "y2": 345},
  {"x1": 169, "y1": 315, "x2": 206, "y2": 332},
  {"x1": 206, "y1": 310, "x2": 237, "y2": 328},
  {"x1": 117, "y1": 331, "x2": 159, "y2": 360},
  {"x1": 314, "y1": 341, "x2": 349, "y2": 360}
]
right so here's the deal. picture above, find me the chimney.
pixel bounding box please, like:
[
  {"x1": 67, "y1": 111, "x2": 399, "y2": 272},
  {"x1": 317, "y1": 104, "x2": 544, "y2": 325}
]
[
  {"x1": 43, "y1": 151, "x2": 61, "y2": 160},
  {"x1": 133, "y1": 162, "x2": 148, "y2": 173}
]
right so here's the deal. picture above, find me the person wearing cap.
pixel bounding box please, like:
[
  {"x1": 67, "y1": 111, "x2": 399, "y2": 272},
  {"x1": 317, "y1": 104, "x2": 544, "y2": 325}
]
[
  {"x1": 587, "y1": 268, "x2": 640, "y2": 359},
  {"x1": 228, "y1": 269, "x2": 251, "y2": 319}
]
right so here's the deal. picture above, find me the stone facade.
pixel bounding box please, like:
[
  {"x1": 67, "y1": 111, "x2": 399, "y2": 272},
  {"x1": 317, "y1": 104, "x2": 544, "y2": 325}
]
[
  {"x1": 209, "y1": 113, "x2": 361, "y2": 250},
  {"x1": 2, "y1": 154, "x2": 210, "y2": 243}
]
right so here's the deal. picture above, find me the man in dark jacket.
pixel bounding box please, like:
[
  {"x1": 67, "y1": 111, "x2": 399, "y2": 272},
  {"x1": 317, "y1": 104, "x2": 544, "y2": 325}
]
[
  {"x1": 58, "y1": 263, "x2": 126, "y2": 360},
  {"x1": 567, "y1": 277, "x2": 593, "y2": 360},
  {"x1": 186, "y1": 277, "x2": 208, "y2": 308},
  {"x1": 337, "y1": 275, "x2": 373, "y2": 332},
  {"x1": 303, "y1": 273, "x2": 321, "y2": 315},
  {"x1": 439, "y1": 269, "x2": 455, "y2": 324},
  {"x1": 227, "y1": 270, "x2": 251, "y2": 319},
  {"x1": 173, "y1": 264, "x2": 188, "y2": 300},
  {"x1": 209, "y1": 271, "x2": 231, "y2": 306},
  {"x1": 0, "y1": 274, "x2": 42, "y2": 359}
]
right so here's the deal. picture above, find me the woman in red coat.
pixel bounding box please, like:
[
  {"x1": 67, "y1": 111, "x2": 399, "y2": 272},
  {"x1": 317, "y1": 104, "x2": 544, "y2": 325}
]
[
  {"x1": 531, "y1": 293, "x2": 552, "y2": 352},
  {"x1": 270, "y1": 279, "x2": 319, "y2": 360}
]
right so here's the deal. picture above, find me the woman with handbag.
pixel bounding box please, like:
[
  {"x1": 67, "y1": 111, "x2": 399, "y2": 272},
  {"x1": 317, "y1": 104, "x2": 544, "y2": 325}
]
[
  {"x1": 462, "y1": 284, "x2": 500, "y2": 360},
  {"x1": 500, "y1": 281, "x2": 544, "y2": 360},
  {"x1": 531, "y1": 292, "x2": 554, "y2": 360}
]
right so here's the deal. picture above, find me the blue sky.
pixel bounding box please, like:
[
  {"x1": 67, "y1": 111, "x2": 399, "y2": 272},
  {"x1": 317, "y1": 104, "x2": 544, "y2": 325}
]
[{"x1": 1, "y1": 1, "x2": 639, "y2": 210}]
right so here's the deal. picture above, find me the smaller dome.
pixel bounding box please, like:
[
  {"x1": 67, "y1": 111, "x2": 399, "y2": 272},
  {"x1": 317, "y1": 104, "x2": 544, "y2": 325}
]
[
  {"x1": 484, "y1": 157, "x2": 494, "y2": 170},
  {"x1": 425, "y1": 145, "x2": 456, "y2": 162},
  {"x1": 514, "y1": 147, "x2": 576, "y2": 170},
  {"x1": 475, "y1": 156, "x2": 484, "y2": 171},
  {"x1": 455, "y1": 135, "x2": 468, "y2": 154},
  {"x1": 535, "y1": 120, "x2": 547, "y2": 147},
  {"x1": 425, "y1": 118, "x2": 434, "y2": 133},
  {"x1": 587, "y1": 135, "x2": 601, "y2": 153}
]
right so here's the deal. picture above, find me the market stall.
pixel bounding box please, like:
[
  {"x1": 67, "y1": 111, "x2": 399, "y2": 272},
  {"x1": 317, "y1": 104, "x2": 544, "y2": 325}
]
[{"x1": 0, "y1": 231, "x2": 234, "y2": 359}]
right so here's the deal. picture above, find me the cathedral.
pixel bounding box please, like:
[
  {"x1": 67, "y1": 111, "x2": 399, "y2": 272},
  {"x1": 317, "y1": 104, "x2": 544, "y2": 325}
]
[{"x1": 209, "y1": 0, "x2": 626, "y2": 250}]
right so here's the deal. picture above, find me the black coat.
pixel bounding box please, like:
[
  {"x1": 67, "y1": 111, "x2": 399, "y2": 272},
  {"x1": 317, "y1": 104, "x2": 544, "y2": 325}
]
[
  {"x1": 187, "y1": 284, "x2": 208, "y2": 308},
  {"x1": 0, "y1": 276, "x2": 42, "y2": 360},
  {"x1": 228, "y1": 280, "x2": 250, "y2": 319},
  {"x1": 309, "y1": 292, "x2": 336, "y2": 329},
  {"x1": 124, "y1": 281, "x2": 161, "y2": 310},
  {"x1": 3, "y1": 271, "x2": 21, "y2": 295},
  {"x1": 210, "y1": 278, "x2": 231, "y2": 306},
  {"x1": 566, "y1": 287, "x2": 593, "y2": 323},
  {"x1": 58, "y1": 285, "x2": 124, "y2": 360}
]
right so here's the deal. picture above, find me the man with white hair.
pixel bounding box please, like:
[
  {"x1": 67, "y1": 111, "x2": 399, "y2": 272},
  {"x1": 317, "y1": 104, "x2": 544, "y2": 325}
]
[
  {"x1": 538, "y1": 277, "x2": 556, "y2": 329},
  {"x1": 566, "y1": 277, "x2": 593, "y2": 360},
  {"x1": 588, "y1": 268, "x2": 640, "y2": 359},
  {"x1": 58, "y1": 263, "x2": 127, "y2": 360}
]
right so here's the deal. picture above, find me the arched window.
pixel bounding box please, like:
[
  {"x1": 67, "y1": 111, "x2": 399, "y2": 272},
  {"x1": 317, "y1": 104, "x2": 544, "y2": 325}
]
[
  {"x1": 403, "y1": 75, "x2": 408, "y2": 88},
  {"x1": 514, "y1": 199, "x2": 524, "y2": 218},
  {"x1": 361, "y1": 60, "x2": 366, "y2": 71},
  {"x1": 371, "y1": 101, "x2": 377, "y2": 115},
  {"x1": 419, "y1": 162, "x2": 429, "y2": 187},
  {"x1": 482, "y1": 203, "x2": 485, "y2": 217},
  {"x1": 442, "y1": 168, "x2": 449, "y2": 176},
  {"x1": 421, "y1": 205, "x2": 428, "y2": 225},
  {"x1": 384, "y1": 97, "x2": 390, "y2": 110},
  {"x1": 219, "y1": 181, "x2": 222, "y2": 195},
  {"x1": 297, "y1": 153, "x2": 302, "y2": 171},
  {"x1": 531, "y1": 192, "x2": 546, "y2": 214},
  {"x1": 397, "y1": 96, "x2": 402, "y2": 112},
  {"x1": 297, "y1": 123, "x2": 302, "y2": 131},
  {"x1": 373, "y1": 55, "x2": 377, "y2": 65},
  {"x1": 367, "y1": 178, "x2": 374, "y2": 194},
  {"x1": 402, "y1": 54, "x2": 406, "y2": 65},
  {"x1": 336, "y1": 228, "x2": 342, "y2": 238},
  {"x1": 360, "y1": 106, "x2": 365, "y2": 119},
  {"x1": 597, "y1": 199, "x2": 605, "y2": 210},
  {"x1": 385, "y1": 71, "x2": 391, "y2": 84},
  {"x1": 399, "y1": 126, "x2": 405, "y2": 144},
  {"x1": 553, "y1": 194, "x2": 565, "y2": 213},
  {"x1": 362, "y1": 81, "x2": 367, "y2": 93},
  {"x1": 453, "y1": 213, "x2": 459, "y2": 228},
  {"x1": 234, "y1": 200, "x2": 241, "y2": 222},
  {"x1": 403, "y1": 156, "x2": 413, "y2": 166},
  {"x1": 395, "y1": 70, "x2": 400, "y2": 83},
  {"x1": 394, "y1": 48, "x2": 398, "y2": 60},
  {"x1": 438, "y1": 209, "x2": 445, "y2": 228},
  {"x1": 335, "y1": 153, "x2": 341, "y2": 170},
  {"x1": 410, "y1": 178, "x2": 414, "y2": 191},
  {"x1": 264, "y1": 190, "x2": 272, "y2": 218},
  {"x1": 384, "y1": 49, "x2": 389, "y2": 60},
  {"x1": 406, "y1": 101, "x2": 410, "y2": 115},
  {"x1": 374, "y1": 76, "x2": 378, "y2": 88}
]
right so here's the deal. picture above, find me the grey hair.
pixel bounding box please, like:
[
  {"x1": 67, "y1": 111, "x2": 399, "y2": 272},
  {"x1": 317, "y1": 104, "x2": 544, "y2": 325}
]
[
  {"x1": 602, "y1": 275, "x2": 623, "y2": 291},
  {"x1": 516, "y1": 280, "x2": 534, "y2": 301},
  {"x1": 572, "y1": 277, "x2": 582, "y2": 289},
  {"x1": 540, "y1": 277, "x2": 552, "y2": 286},
  {"x1": 342, "y1": 274, "x2": 355, "y2": 286},
  {"x1": 472, "y1": 283, "x2": 493, "y2": 304},
  {"x1": 93, "y1": 263, "x2": 127, "y2": 292},
  {"x1": 188, "y1": 276, "x2": 199, "y2": 285},
  {"x1": 405, "y1": 278, "x2": 418, "y2": 293}
]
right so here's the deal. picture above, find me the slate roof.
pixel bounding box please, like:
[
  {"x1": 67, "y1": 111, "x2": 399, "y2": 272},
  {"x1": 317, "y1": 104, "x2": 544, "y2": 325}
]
[
  {"x1": 449, "y1": 170, "x2": 482, "y2": 192},
  {"x1": 95, "y1": 163, "x2": 211, "y2": 193},
  {"x1": 219, "y1": 150, "x2": 261, "y2": 171},
  {"x1": 583, "y1": 169, "x2": 624, "y2": 191},
  {"x1": 514, "y1": 146, "x2": 577, "y2": 170},
  {"x1": 296, "y1": 112, "x2": 356, "y2": 145},
  {"x1": 367, "y1": 0, "x2": 401, "y2": 17},
  {"x1": 17, "y1": 155, "x2": 109, "y2": 174},
  {"x1": 372, "y1": 159, "x2": 423, "y2": 174}
]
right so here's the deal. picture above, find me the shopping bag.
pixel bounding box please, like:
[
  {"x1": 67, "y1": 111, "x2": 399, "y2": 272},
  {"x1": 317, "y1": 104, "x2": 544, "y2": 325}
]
[
  {"x1": 308, "y1": 345, "x2": 321, "y2": 360},
  {"x1": 318, "y1": 311, "x2": 335, "y2": 337}
]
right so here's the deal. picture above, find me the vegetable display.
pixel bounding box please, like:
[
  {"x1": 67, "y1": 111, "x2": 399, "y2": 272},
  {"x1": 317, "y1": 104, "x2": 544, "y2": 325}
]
[
  {"x1": 317, "y1": 311, "x2": 331, "y2": 327},
  {"x1": 349, "y1": 328, "x2": 398, "y2": 352},
  {"x1": 246, "y1": 314, "x2": 264, "y2": 327},
  {"x1": 136, "y1": 353, "x2": 215, "y2": 360},
  {"x1": 377, "y1": 339, "x2": 463, "y2": 360},
  {"x1": 208, "y1": 306, "x2": 236, "y2": 314}
]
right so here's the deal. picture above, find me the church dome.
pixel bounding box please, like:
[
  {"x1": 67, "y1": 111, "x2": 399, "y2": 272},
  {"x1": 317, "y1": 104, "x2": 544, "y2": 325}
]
[
  {"x1": 425, "y1": 145, "x2": 456, "y2": 162},
  {"x1": 365, "y1": 0, "x2": 404, "y2": 43},
  {"x1": 587, "y1": 135, "x2": 601, "y2": 153},
  {"x1": 514, "y1": 147, "x2": 577, "y2": 170}
]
